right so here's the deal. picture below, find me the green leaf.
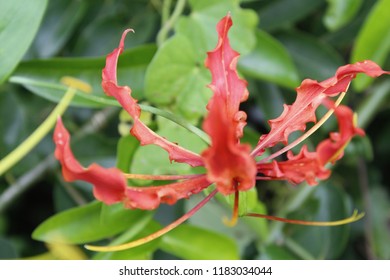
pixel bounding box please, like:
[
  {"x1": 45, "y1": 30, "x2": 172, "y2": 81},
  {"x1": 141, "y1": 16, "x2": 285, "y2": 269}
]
[
  {"x1": 32, "y1": 201, "x2": 152, "y2": 244},
  {"x1": 239, "y1": 30, "x2": 300, "y2": 88},
  {"x1": 188, "y1": 0, "x2": 258, "y2": 55},
  {"x1": 145, "y1": 35, "x2": 211, "y2": 121},
  {"x1": 131, "y1": 118, "x2": 207, "y2": 179},
  {"x1": 28, "y1": 0, "x2": 87, "y2": 58},
  {"x1": 276, "y1": 31, "x2": 344, "y2": 81},
  {"x1": 11, "y1": 44, "x2": 156, "y2": 107},
  {"x1": 351, "y1": 0, "x2": 390, "y2": 91},
  {"x1": 0, "y1": 0, "x2": 47, "y2": 84},
  {"x1": 323, "y1": 0, "x2": 363, "y2": 31},
  {"x1": 0, "y1": 90, "x2": 25, "y2": 157},
  {"x1": 160, "y1": 224, "x2": 239, "y2": 260},
  {"x1": 258, "y1": 0, "x2": 324, "y2": 31},
  {"x1": 286, "y1": 184, "x2": 353, "y2": 259},
  {"x1": 73, "y1": 2, "x2": 158, "y2": 56},
  {"x1": 369, "y1": 187, "x2": 390, "y2": 259},
  {"x1": 145, "y1": 0, "x2": 258, "y2": 121},
  {"x1": 116, "y1": 135, "x2": 140, "y2": 173}
]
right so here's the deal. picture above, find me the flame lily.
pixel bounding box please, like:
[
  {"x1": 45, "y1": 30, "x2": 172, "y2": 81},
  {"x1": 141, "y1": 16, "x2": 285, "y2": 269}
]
[{"x1": 53, "y1": 15, "x2": 389, "y2": 252}]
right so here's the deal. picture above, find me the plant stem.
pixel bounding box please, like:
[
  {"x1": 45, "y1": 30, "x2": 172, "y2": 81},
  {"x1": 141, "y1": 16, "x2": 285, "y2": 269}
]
[
  {"x1": 156, "y1": 0, "x2": 186, "y2": 46},
  {"x1": 0, "y1": 88, "x2": 75, "y2": 176}
]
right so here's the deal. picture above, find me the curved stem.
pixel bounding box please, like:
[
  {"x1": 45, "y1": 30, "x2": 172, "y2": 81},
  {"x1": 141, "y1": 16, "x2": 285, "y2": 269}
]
[
  {"x1": 0, "y1": 87, "x2": 75, "y2": 176},
  {"x1": 156, "y1": 0, "x2": 186, "y2": 46},
  {"x1": 85, "y1": 189, "x2": 218, "y2": 252},
  {"x1": 246, "y1": 209, "x2": 364, "y2": 226}
]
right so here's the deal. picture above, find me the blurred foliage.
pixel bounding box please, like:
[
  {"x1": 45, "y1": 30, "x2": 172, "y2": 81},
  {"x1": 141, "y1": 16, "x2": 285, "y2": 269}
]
[{"x1": 0, "y1": 0, "x2": 389, "y2": 260}]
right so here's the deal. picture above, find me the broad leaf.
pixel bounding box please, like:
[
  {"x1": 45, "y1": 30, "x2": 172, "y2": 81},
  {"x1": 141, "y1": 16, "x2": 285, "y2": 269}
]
[
  {"x1": 32, "y1": 201, "x2": 152, "y2": 244},
  {"x1": 258, "y1": 0, "x2": 324, "y2": 31},
  {"x1": 287, "y1": 184, "x2": 353, "y2": 259},
  {"x1": 0, "y1": 0, "x2": 47, "y2": 84},
  {"x1": 239, "y1": 30, "x2": 300, "y2": 88},
  {"x1": 351, "y1": 0, "x2": 390, "y2": 91},
  {"x1": 11, "y1": 45, "x2": 156, "y2": 107},
  {"x1": 160, "y1": 224, "x2": 239, "y2": 260},
  {"x1": 276, "y1": 31, "x2": 344, "y2": 81},
  {"x1": 323, "y1": 0, "x2": 363, "y2": 31}
]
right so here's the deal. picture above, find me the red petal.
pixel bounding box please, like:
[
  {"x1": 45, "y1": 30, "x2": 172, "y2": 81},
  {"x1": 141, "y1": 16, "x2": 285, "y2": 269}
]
[
  {"x1": 252, "y1": 61, "x2": 389, "y2": 157},
  {"x1": 201, "y1": 15, "x2": 256, "y2": 195},
  {"x1": 123, "y1": 175, "x2": 211, "y2": 210},
  {"x1": 54, "y1": 118, "x2": 126, "y2": 204},
  {"x1": 257, "y1": 146, "x2": 331, "y2": 186},
  {"x1": 317, "y1": 104, "x2": 364, "y2": 165},
  {"x1": 102, "y1": 30, "x2": 203, "y2": 167},
  {"x1": 257, "y1": 104, "x2": 365, "y2": 186},
  {"x1": 54, "y1": 118, "x2": 211, "y2": 210}
]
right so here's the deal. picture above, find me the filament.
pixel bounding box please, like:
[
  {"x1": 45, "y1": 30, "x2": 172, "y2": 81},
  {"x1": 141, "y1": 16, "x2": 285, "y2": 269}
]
[{"x1": 85, "y1": 189, "x2": 218, "y2": 252}]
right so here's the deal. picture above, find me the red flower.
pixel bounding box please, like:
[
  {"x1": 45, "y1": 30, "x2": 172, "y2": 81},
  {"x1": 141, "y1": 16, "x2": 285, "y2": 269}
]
[{"x1": 54, "y1": 15, "x2": 389, "y2": 251}]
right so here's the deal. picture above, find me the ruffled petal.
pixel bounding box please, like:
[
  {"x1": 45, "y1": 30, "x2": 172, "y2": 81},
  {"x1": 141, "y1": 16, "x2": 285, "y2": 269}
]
[
  {"x1": 102, "y1": 30, "x2": 203, "y2": 167},
  {"x1": 317, "y1": 104, "x2": 364, "y2": 165},
  {"x1": 123, "y1": 175, "x2": 211, "y2": 210},
  {"x1": 201, "y1": 14, "x2": 256, "y2": 195},
  {"x1": 257, "y1": 146, "x2": 330, "y2": 186},
  {"x1": 257, "y1": 104, "x2": 364, "y2": 186},
  {"x1": 252, "y1": 61, "x2": 390, "y2": 157},
  {"x1": 54, "y1": 118, "x2": 211, "y2": 210}
]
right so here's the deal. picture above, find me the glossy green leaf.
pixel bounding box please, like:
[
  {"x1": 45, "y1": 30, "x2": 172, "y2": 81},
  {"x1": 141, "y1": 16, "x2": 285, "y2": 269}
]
[
  {"x1": 286, "y1": 184, "x2": 353, "y2": 259},
  {"x1": 188, "y1": 0, "x2": 258, "y2": 55},
  {"x1": 0, "y1": 0, "x2": 47, "y2": 84},
  {"x1": 73, "y1": 2, "x2": 158, "y2": 56},
  {"x1": 239, "y1": 30, "x2": 300, "y2": 88},
  {"x1": 28, "y1": 0, "x2": 87, "y2": 58},
  {"x1": 369, "y1": 187, "x2": 390, "y2": 259},
  {"x1": 351, "y1": 0, "x2": 390, "y2": 91},
  {"x1": 116, "y1": 135, "x2": 140, "y2": 173},
  {"x1": 145, "y1": 35, "x2": 211, "y2": 121},
  {"x1": 160, "y1": 224, "x2": 239, "y2": 260},
  {"x1": 323, "y1": 0, "x2": 363, "y2": 31},
  {"x1": 0, "y1": 90, "x2": 25, "y2": 157},
  {"x1": 258, "y1": 0, "x2": 324, "y2": 31},
  {"x1": 145, "y1": 0, "x2": 258, "y2": 121},
  {"x1": 276, "y1": 31, "x2": 344, "y2": 81},
  {"x1": 32, "y1": 201, "x2": 152, "y2": 244},
  {"x1": 11, "y1": 44, "x2": 156, "y2": 107}
]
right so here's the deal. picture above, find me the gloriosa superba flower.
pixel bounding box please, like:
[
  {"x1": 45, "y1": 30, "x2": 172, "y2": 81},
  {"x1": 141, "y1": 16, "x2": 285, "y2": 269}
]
[{"x1": 53, "y1": 14, "x2": 389, "y2": 252}]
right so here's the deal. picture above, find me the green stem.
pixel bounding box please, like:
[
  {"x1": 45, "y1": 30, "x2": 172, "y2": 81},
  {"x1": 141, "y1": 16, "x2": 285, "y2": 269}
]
[
  {"x1": 161, "y1": 0, "x2": 173, "y2": 25},
  {"x1": 156, "y1": 0, "x2": 186, "y2": 46},
  {"x1": 0, "y1": 88, "x2": 75, "y2": 176}
]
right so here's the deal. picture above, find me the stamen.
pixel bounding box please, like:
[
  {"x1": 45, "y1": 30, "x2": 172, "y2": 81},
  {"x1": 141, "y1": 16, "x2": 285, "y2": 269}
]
[
  {"x1": 123, "y1": 173, "x2": 203, "y2": 180},
  {"x1": 60, "y1": 76, "x2": 93, "y2": 94},
  {"x1": 245, "y1": 209, "x2": 364, "y2": 226},
  {"x1": 258, "y1": 92, "x2": 347, "y2": 163},
  {"x1": 223, "y1": 191, "x2": 239, "y2": 227},
  {"x1": 85, "y1": 189, "x2": 218, "y2": 252}
]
